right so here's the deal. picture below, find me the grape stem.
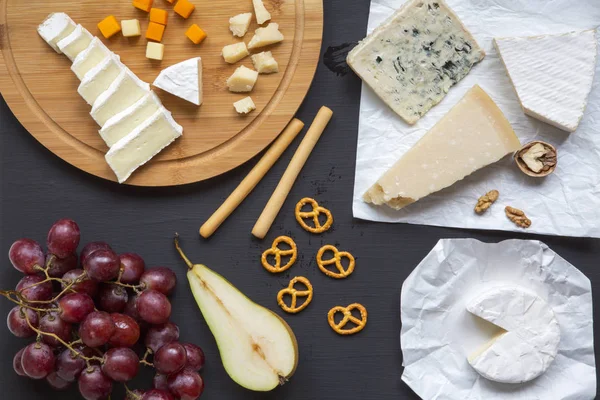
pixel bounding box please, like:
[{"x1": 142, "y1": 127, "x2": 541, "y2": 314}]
[
  {"x1": 105, "y1": 280, "x2": 146, "y2": 294},
  {"x1": 124, "y1": 384, "x2": 142, "y2": 400},
  {"x1": 139, "y1": 347, "x2": 154, "y2": 367},
  {"x1": 174, "y1": 233, "x2": 193, "y2": 270}
]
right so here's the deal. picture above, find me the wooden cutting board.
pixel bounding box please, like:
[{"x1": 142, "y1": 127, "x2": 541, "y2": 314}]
[{"x1": 0, "y1": 0, "x2": 323, "y2": 186}]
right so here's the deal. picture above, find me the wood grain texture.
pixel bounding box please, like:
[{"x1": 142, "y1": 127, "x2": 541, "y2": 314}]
[{"x1": 0, "y1": 0, "x2": 323, "y2": 186}]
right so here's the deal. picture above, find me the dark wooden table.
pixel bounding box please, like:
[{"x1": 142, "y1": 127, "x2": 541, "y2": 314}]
[{"x1": 1, "y1": 1, "x2": 598, "y2": 398}]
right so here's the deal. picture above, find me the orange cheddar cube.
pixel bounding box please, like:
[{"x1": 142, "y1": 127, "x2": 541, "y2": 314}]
[
  {"x1": 98, "y1": 16, "x2": 121, "y2": 39},
  {"x1": 133, "y1": 0, "x2": 153, "y2": 12},
  {"x1": 165, "y1": 0, "x2": 176, "y2": 3},
  {"x1": 185, "y1": 24, "x2": 207, "y2": 44},
  {"x1": 174, "y1": 0, "x2": 195, "y2": 19},
  {"x1": 146, "y1": 22, "x2": 166, "y2": 42},
  {"x1": 150, "y1": 8, "x2": 169, "y2": 25}
]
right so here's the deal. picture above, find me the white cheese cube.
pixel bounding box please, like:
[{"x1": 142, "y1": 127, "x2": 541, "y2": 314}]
[
  {"x1": 105, "y1": 108, "x2": 183, "y2": 183},
  {"x1": 226, "y1": 66, "x2": 259, "y2": 93},
  {"x1": 57, "y1": 25, "x2": 93, "y2": 61},
  {"x1": 229, "y1": 13, "x2": 252, "y2": 37},
  {"x1": 146, "y1": 42, "x2": 165, "y2": 61},
  {"x1": 38, "y1": 13, "x2": 76, "y2": 54},
  {"x1": 233, "y1": 97, "x2": 256, "y2": 114},
  {"x1": 251, "y1": 51, "x2": 279, "y2": 74},
  {"x1": 252, "y1": 0, "x2": 271, "y2": 24},
  {"x1": 91, "y1": 69, "x2": 151, "y2": 127},
  {"x1": 121, "y1": 19, "x2": 141, "y2": 37},
  {"x1": 100, "y1": 92, "x2": 163, "y2": 147},
  {"x1": 222, "y1": 42, "x2": 250, "y2": 64},
  {"x1": 78, "y1": 55, "x2": 124, "y2": 105},
  {"x1": 72, "y1": 38, "x2": 111, "y2": 80},
  {"x1": 153, "y1": 57, "x2": 203, "y2": 106},
  {"x1": 248, "y1": 23, "x2": 284, "y2": 50}
]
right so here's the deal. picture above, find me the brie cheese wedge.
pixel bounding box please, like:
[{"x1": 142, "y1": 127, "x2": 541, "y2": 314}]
[
  {"x1": 57, "y1": 24, "x2": 93, "y2": 61},
  {"x1": 72, "y1": 38, "x2": 111, "y2": 80},
  {"x1": 91, "y1": 69, "x2": 151, "y2": 127},
  {"x1": 153, "y1": 57, "x2": 203, "y2": 106},
  {"x1": 38, "y1": 13, "x2": 77, "y2": 54},
  {"x1": 495, "y1": 29, "x2": 598, "y2": 132},
  {"x1": 105, "y1": 108, "x2": 183, "y2": 183},
  {"x1": 467, "y1": 286, "x2": 561, "y2": 384},
  {"x1": 100, "y1": 92, "x2": 163, "y2": 147},
  {"x1": 78, "y1": 54, "x2": 124, "y2": 106}
]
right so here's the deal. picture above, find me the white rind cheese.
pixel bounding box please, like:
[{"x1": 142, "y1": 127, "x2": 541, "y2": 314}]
[
  {"x1": 347, "y1": 0, "x2": 485, "y2": 125},
  {"x1": 233, "y1": 97, "x2": 256, "y2": 114},
  {"x1": 252, "y1": 0, "x2": 271, "y2": 25},
  {"x1": 494, "y1": 30, "x2": 598, "y2": 133},
  {"x1": 78, "y1": 55, "x2": 124, "y2": 106},
  {"x1": 248, "y1": 23, "x2": 284, "y2": 50},
  {"x1": 222, "y1": 42, "x2": 250, "y2": 64},
  {"x1": 251, "y1": 51, "x2": 279, "y2": 74},
  {"x1": 37, "y1": 13, "x2": 77, "y2": 54},
  {"x1": 105, "y1": 108, "x2": 183, "y2": 183},
  {"x1": 91, "y1": 69, "x2": 150, "y2": 127},
  {"x1": 72, "y1": 38, "x2": 111, "y2": 80},
  {"x1": 57, "y1": 24, "x2": 93, "y2": 61},
  {"x1": 229, "y1": 13, "x2": 252, "y2": 37},
  {"x1": 227, "y1": 66, "x2": 259, "y2": 92},
  {"x1": 100, "y1": 92, "x2": 163, "y2": 147},
  {"x1": 153, "y1": 57, "x2": 203, "y2": 106},
  {"x1": 467, "y1": 286, "x2": 561, "y2": 384},
  {"x1": 364, "y1": 85, "x2": 521, "y2": 210}
]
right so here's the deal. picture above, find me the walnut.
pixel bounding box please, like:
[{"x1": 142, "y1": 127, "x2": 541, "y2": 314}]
[
  {"x1": 514, "y1": 141, "x2": 557, "y2": 177},
  {"x1": 475, "y1": 190, "x2": 499, "y2": 214},
  {"x1": 505, "y1": 206, "x2": 531, "y2": 228}
]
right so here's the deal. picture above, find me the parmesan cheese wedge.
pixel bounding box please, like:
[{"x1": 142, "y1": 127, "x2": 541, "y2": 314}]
[
  {"x1": 247, "y1": 23, "x2": 284, "y2": 50},
  {"x1": 252, "y1": 0, "x2": 271, "y2": 24}
]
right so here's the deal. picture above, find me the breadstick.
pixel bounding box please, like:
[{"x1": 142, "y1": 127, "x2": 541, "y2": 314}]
[
  {"x1": 200, "y1": 119, "x2": 305, "y2": 238},
  {"x1": 252, "y1": 106, "x2": 333, "y2": 239}
]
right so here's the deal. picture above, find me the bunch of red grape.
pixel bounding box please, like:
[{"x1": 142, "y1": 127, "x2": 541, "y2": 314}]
[{"x1": 5, "y1": 218, "x2": 205, "y2": 400}]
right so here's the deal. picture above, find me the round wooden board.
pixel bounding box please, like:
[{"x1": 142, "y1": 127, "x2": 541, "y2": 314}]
[{"x1": 0, "y1": 0, "x2": 323, "y2": 186}]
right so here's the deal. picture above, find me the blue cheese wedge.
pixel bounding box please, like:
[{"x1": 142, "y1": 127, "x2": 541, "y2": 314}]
[
  {"x1": 37, "y1": 13, "x2": 76, "y2": 54},
  {"x1": 153, "y1": 57, "x2": 203, "y2": 106},
  {"x1": 91, "y1": 69, "x2": 150, "y2": 127},
  {"x1": 57, "y1": 24, "x2": 93, "y2": 61},
  {"x1": 72, "y1": 38, "x2": 111, "y2": 80},
  {"x1": 78, "y1": 54, "x2": 125, "y2": 106},
  {"x1": 105, "y1": 108, "x2": 183, "y2": 183},
  {"x1": 347, "y1": 0, "x2": 485, "y2": 125},
  {"x1": 100, "y1": 92, "x2": 163, "y2": 147}
]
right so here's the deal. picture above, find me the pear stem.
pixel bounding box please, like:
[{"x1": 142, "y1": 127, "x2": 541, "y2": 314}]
[{"x1": 174, "y1": 233, "x2": 193, "y2": 270}]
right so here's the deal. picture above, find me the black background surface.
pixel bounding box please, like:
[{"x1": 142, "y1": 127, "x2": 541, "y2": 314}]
[{"x1": 1, "y1": 1, "x2": 599, "y2": 399}]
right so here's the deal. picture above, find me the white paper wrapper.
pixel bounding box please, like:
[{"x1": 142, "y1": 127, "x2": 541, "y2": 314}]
[
  {"x1": 352, "y1": 0, "x2": 600, "y2": 238},
  {"x1": 400, "y1": 239, "x2": 596, "y2": 400}
]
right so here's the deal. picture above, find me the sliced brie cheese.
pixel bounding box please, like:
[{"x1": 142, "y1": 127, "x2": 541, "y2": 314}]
[
  {"x1": 222, "y1": 42, "x2": 250, "y2": 64},
  {"x1": 78, "y1": 55, "x2": 124, "y2": 106},
  {"x1": 364, "y1": 85, "x2": 521, "y2": 210},
  {"x1": 233, "y1": 97, "x2": 256, "y2": 114},
  {"x1": 247, "y1": 23, "x2": 284, "y2": 50},
  {"x1": 467, "y1": 286, "x2": 561, "y2": 384},
  {"x1": 494, "y1": 30, "x2": 598, "y2": 132},
  {"x1": 347, "y1": 0, "x2": 485, "y2": 125},
  {"x1": 72, "y1": 38, "x2": 111, "y2": 80},
  {"x1": 37, "y1": 13, "x2": 77, "y2": 54},
  {"x1": 100, "y1": 92, "x2": 163, "y2": 147},
  {"x1": 56, "y1": 24, "x2": 93, "y2": 61},
  {"x1": 226, "y1": 66, "x2": 259, "y2": 93},
  {"x1": 252, "y1": 0, "x2": 271, "y2": 25},
  {"x1": 105, "y1": 108, "x2": 183, "y2": 183},
  {"x1": 91, "y1": 69, "x2": 150, "y2": 127},
  {"x1": 251, "y1": 51, "x2": 279, "y2": 74},
  {"x1": 229, "y1": 13, "x2": 252, "y2": 37},
  {"x1": 153, "y1": 57, "x2": 203, "y2": 106}
]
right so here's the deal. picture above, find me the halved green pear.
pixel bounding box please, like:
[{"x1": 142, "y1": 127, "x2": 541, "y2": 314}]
[{"x1": 175, "y1": 235, "x2": 298, "y2": 391}]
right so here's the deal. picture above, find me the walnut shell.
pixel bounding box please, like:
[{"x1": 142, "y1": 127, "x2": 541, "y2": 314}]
[{"x1": 514, "y1": 141, "x2": 557, "y2": 178}]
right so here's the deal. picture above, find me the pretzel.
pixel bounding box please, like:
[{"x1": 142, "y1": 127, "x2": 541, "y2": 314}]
[
  {"x1": 316, "y1": 245, "x2": 355, "y2": 279},
  {"x1": 295, "y1": 198, "x2": 333, "y2": 234},
  {"x1": 277, "y1": 276, "x2": 313, "y2": 314},
  {"x1": 328, "y1": 303, "x2": 368, "y2": 335},
  {"x1": 261, "y1": 236, "x2": 297, "y2": 274}
]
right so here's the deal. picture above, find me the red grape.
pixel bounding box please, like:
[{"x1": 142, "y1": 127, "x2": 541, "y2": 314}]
[
  {"x1": 123, "y1": 296, "x2": 142, "y2": 321},
  {"x1": 168, "y1": 368, "x2": 204, "y2": 400},
  {"x1": 80, "y1": 311, "x2": 115, "y2": 348},
  {"x1": 39, "y1": 312, "x2": 72, "y2": 347},
  {"x1": 58, "y1": 292, "x2": 95, "y2": 323},
  {"x1": 56, "y1": 348, "x2": 86, "y2": 382},
  {"x1": 7, "y1": 306, "x2": 38, "y2": 338},
  {"x1": 119, "y1": 253, "x2": 146, "y2": 284},
  {"x1": 78, "y1": 365, "x2": 113, "y2": 400},
  {"x1": 145, "y1": 322, "x2": 180, "y2": 353},
  {"x1": 47, "y1": 371, "x2": 71, "y2": 390},
  {"x1": 9, "y1": 239, "x2": 45, "y2": 274},
  {"x1": 62, "y1": 269, "x2": 98, "y2": 297},
  {"x1": 140, "y1": 267, "x2": 177, "y2": 296},
  {"x1": 142, "y1": 389, "x2": 175, "y2": 400},
  {"x1": 47, "y1": 252, "x2": 78, "y2": 278},
  {"x1": 182, "y1": 343, "x2": 205, "y2": 371},
  {"x1": 84, "y1": 249, "x2": 120, "y2": 282},
  {"x1": 137, "y1": 290, "x2": 171, "y2": 325},
  {"x1": 21, "y1": 342, "x2": 55, "y2": 379},
  {"x1": 153, "y1": 373, "x2": 169, "y2": 391},
  {"x1": 47, "y1": 218, "x2": 80, "y2": 259},
  {"x1": 102, "y1": 347, "x2": 140, "y2": 382},
  {"x1": 154, "y1": 342, "x2": 187, "y2": 375},
  {"x1": 16, "y1": 275, "x2": 53, "y2": 302},
  {"x1": 109, "y1": 313, "x2": 140, "y2": 347},
  {"x1": 80, "y1": 242, "x2": 112, "y2": 267},
  {"x1": 98, "y1": 284, "x2": 128, "y2": 313},
  {"x1": 13, "y1": 348, "x2": 27, "y2": 377}
]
